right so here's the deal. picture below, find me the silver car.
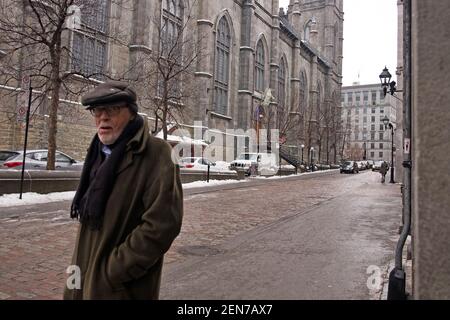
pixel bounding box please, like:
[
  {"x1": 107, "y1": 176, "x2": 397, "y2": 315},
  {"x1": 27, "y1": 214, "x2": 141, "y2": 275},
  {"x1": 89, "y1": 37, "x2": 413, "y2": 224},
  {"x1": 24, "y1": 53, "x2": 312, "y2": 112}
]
[
  {"x1": 1, "y1": 149, "x2": 84, "y2": 171},
  {"x1": 0, "y1": 150, "x2": 20, "y2": 167}
]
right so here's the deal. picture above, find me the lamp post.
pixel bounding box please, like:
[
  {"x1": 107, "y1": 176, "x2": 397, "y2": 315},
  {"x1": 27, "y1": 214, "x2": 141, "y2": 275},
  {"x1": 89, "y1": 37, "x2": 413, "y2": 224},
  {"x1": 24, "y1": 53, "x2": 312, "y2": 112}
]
[
  {"x1": 382, "y1": 115, "x2": 395, "y2": 183},
  {"x1": 310, "y1": 147, "x2": 314, "y2": 172},
  {"x1": 301, "y1": 144, "x2": 305, "y2": 165},
  {"x1": 379, "y1": 66, "x2": 402, "y2": 97},
  {"x1": 363, "y1": 141, "x2": 367, "y2": 160}
]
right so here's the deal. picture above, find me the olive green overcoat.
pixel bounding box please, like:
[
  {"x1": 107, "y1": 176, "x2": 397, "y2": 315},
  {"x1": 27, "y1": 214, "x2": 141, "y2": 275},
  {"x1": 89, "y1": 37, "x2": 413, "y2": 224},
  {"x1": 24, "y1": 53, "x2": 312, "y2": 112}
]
[{"x1": 63, "y1": 118, "x2": 183, "y2": 299}]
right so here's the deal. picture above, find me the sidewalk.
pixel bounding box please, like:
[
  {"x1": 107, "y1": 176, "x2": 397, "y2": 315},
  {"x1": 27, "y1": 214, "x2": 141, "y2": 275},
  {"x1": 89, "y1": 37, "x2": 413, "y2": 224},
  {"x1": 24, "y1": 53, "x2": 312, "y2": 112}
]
[{"x1": 0, "y1": 170, "x2": 401, "y2": 299}]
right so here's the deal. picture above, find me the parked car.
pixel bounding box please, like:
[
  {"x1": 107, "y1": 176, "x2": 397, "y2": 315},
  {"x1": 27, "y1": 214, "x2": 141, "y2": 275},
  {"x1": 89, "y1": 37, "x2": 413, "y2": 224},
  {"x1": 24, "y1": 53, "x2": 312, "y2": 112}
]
[
  {"x1": 179, "y1": 157, "x2": 234, "y2": 173},
  {"x1": 229, "y1": 152, "x2": 278, "y2": 176},
  {"x1": 316, "y1": 163, "x2": 331, "y2": 170},
  {"x1": 356, "y1": 161, "x2": 366, "y2": 171},
  {"x1": 305, "y1": 164, "x2": 319, "y2": 172},
  {"x1": 372, "y1": 160, "x2": 384, "y2": 171},
  {"x1": 340, "y1": 160, "x2": 359, "y2": 174},
  {"x1": 366, "y1": 160, "x2": 375, "y2": 169},
  {"x1": 0, "y1": 150, "x2": 20, "y2": 167},
  {"x1": 179, "y1": 157, "x2": 215, "y2": 170},
  {"x1": 2, "y1": 150, "x2": 84, "y2": 171}
]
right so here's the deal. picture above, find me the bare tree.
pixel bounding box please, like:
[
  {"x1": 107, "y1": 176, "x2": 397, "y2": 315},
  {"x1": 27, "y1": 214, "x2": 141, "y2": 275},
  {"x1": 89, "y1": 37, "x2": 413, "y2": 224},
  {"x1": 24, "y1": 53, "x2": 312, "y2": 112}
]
[
  {"x1": 128, "y1": 0, "x2": 204, "y2": 141},
  {"x1": 0, "y1": 0, "x2": 131, "y2": 169},
  {"x1": 345, "y1": 144, "x2": 363, "y2": 161},
  {"x1": 270, "y1": 88, "x2": 303, "y2": 153}
]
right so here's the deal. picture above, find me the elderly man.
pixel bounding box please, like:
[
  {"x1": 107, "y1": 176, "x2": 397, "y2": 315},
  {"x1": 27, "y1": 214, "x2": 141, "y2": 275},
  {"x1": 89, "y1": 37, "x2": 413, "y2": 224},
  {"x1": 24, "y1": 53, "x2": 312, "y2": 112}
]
[{"x1": 64, "y1": 81, "x2": 183, "y2": 299}]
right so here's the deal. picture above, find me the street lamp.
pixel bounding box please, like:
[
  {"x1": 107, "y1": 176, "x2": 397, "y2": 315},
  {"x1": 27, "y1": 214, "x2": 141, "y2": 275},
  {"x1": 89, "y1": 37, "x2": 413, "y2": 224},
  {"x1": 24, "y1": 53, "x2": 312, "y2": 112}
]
[
  {"x1": 301, "y1": 144, "x2": 305, "y2": 165},
  {"x1": 379, "y1": 66, "x2": 402, "y2": 97},
  {"x1": 382, "y1": 115, "x2": 395, "y2": 183},
  {"x1": 310, "y1": 147, "x2": 314, "y2": 172},
  {"x1": 363, "y1": 141, "x2": 367, "y2": 160}
]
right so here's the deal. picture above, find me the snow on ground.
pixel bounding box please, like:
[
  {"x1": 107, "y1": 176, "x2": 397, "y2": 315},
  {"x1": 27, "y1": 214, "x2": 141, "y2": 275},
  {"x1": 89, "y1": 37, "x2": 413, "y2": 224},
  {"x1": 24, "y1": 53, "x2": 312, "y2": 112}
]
[
  {"x1": 182, "y1": 179, "x2": 245, "y2": 189},
  {"x1": 0, "y1": 191, "x2": 76, "y2": 208},
  {"x1": 213, "y1": 161, "x2": 233, "y2": 172},
  {"x1": 252, "y1": 169, "x2": 339, "y2": 180},
  {"x1": 0, "y1": 170, "x2": 339, "y2": 208},
  {"x1": 0, "y1": 179, "x2": 245, "y2": 208}
]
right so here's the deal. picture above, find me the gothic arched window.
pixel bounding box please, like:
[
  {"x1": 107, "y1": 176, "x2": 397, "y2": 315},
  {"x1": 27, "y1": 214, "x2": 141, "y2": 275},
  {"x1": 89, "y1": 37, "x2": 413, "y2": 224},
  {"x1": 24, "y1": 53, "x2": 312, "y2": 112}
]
[
  {"x1": 278, "y1": 58, "x2": 286, "y2": 108},
  {"x1": 299, "y1": 71, "x2": 307, "y2": 114},
  {"x1": 304, "y1": 18, "x2": 316, "y2": 42},
  {"x1": 161, "y1": 0, "x2": 183, "y2": 56},
  {"x1": 255, "y1": 40, "x2": 265, "y2": 92},
  {"x1": 214, "y1": 17, "x2": 231, "y2": 115},
  {"x1": 72, "y1": 0, "x2": 108, "y2": 80}
]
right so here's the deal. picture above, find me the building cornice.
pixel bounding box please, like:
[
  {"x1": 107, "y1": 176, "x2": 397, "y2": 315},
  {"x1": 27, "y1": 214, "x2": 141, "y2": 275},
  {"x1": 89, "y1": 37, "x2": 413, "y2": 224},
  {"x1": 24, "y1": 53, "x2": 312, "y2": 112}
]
[
  {"x1": 210, "y1": 111, "x2": 232, "y2": 121},
  {"x1": 195, "y1": 72, "x2": 213, "y2": 78},
  {"x1": 197, "y1": 19, "x2": 214, "y2": 27},
  {"x1": 129, "y1": 44, "x2": 152, "y2": 54}
]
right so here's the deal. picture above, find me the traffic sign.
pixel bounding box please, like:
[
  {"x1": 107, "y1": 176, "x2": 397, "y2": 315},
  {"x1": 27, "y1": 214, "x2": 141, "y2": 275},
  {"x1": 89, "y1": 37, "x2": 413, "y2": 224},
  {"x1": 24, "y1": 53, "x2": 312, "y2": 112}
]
[
  {"x1": 18, "y1": 106, "x2": 26, "y2": 116},
  {"x1": 21, "y1": 75, "x2": 30, "y2": 89}
]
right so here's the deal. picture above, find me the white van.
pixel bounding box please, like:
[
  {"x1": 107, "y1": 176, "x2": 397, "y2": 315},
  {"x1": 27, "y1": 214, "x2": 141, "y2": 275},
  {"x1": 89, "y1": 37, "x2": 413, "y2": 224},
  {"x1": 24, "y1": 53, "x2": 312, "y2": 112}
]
[{"x1": 229, "y1": 152, "x2": 278, "y2": 176}]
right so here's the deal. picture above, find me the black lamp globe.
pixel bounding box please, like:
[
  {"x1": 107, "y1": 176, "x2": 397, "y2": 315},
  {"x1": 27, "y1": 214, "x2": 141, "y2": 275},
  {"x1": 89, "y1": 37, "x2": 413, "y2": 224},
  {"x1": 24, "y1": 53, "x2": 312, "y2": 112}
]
[
  {"x1": 379, "y1": 66, "x2": 392, "y2": 86},
  {"x1": 382, "y1": 115, "x2": 390, "y2": 128}
]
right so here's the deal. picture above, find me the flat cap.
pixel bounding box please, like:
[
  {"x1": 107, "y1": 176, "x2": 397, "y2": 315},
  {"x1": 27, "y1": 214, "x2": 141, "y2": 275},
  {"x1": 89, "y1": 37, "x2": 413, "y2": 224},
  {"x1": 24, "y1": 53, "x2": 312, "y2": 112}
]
[{"x1": 81, "y1": 81, "x2": 138, "y2": 113}]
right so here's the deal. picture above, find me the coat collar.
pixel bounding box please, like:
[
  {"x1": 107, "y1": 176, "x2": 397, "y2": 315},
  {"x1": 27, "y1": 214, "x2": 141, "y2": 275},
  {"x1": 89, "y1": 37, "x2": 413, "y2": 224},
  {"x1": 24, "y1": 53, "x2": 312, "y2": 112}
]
[{"x1": 117, "y1": 116, "x2": 150, "y2": 175}]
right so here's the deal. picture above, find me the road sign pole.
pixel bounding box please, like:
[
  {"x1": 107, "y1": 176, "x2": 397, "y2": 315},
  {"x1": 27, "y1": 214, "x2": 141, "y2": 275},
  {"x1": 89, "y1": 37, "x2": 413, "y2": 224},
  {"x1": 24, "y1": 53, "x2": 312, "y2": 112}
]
[{"x1": 19, "y1": 80, "x2": 32, "y2": 200}]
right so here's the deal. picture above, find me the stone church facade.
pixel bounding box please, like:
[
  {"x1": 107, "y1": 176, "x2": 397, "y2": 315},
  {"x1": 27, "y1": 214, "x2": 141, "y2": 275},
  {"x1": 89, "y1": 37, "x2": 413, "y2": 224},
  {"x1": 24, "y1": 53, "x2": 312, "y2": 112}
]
[{"x1": 0, "y1": 0, "x2": 343, "y2": 163}]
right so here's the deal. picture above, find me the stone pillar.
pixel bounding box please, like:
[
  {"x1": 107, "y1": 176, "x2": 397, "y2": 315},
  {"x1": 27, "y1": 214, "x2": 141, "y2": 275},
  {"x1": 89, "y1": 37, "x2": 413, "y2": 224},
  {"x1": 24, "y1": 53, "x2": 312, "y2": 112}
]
[
  {"x1": 308, "y1": 55, "x2": 319, "y2": 151},
  {"x1": 130, "y1": 0, "x2": 150, "y2": 47},
  {"x1": 288, "y1": 0, "x2": 301, "y2": 32},
  {"x1": 290, "y1": 38, "x2": 301, "y2": 144},
  {"x1": 395, "y1": 0, "x2": 404, "y2": 180},
  {"x1": 129, "y1": 0, "x2": 152, "y2": 80},
  {"x1": 195, "y1": 0, "x2": 214, "y2": 123},
  {"x1": 287, "y1": 0, "x2": 295, "y2": 16},
  {"x1": 309, "y1": 19, "x2": 319, "y2": 51},
  {"x1": 323, "y1": 0, "x2": 336, "y2": 63},
  {"x1": 269, "y1": 0, "x2": 280, "y2": 134},
  {"x1": 324, "y1": 23, "x2": 334, "y2": 62},
  {"x1": 411, "y1": 0, "x2": 450, "y2": 299},
  {"x1": 269, "y1": 0, "x2": 280, "y2": 96},
  {"x1": 237, "y1": 0, "x2": 255, "y2": 130}
]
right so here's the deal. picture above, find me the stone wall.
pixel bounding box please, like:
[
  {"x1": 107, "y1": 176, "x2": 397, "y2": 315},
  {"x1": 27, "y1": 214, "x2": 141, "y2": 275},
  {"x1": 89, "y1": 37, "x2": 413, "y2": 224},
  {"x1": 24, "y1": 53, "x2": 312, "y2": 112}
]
[
  {"x1": 412, "y1": 0, "x2": 450, "y2": 299},
  {"x1": 0, "y1": 89, "x2": 95, "y2": 161}
]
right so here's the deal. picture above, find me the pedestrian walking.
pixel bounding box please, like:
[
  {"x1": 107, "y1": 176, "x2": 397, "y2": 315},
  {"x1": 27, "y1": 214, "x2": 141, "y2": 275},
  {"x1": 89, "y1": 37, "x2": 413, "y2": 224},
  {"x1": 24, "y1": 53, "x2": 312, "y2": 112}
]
[
  {"x1": 380, "y1": 161, "x2": 389, "y2": 183},
  {"x1": 64, "y1": 81, "x2": 183, "y2": 300},
  {"x1": 353, "y1": 161, "x2": 359, "y2": 174}
]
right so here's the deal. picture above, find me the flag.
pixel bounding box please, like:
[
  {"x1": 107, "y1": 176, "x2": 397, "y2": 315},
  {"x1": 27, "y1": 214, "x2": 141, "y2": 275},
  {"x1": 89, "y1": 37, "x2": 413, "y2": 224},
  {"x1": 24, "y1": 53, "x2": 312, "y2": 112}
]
[{"x1": 253, "y1": 105, "x2": 265, "y2": 121}]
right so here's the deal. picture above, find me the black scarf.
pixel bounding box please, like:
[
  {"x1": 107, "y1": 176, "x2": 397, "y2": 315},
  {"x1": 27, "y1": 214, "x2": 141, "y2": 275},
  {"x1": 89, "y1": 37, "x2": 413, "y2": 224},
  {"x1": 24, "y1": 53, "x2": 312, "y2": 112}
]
[{"x1": 70, "y1": 115, "x2": 143, "y2": 230}]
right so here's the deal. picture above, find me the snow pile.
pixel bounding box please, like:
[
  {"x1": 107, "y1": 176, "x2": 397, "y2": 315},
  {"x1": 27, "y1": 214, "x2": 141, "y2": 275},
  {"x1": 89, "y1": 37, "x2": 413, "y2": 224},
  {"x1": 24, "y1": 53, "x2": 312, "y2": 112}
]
[
  {"x1": 182, "y1": 179, "x2": 244, "y2": 189},
  {"x1": 213, "y1": 161, "x2": 232, "y2": 171},
  {"x1": 0, "y1": 179, "x2": 246, "y2": 208},
  {"x1": 0, "y1": 191, "x2": 76, "y2": 208},
  {"x1": 252, "y1": 169, "x2": 339, "y2": 180}
]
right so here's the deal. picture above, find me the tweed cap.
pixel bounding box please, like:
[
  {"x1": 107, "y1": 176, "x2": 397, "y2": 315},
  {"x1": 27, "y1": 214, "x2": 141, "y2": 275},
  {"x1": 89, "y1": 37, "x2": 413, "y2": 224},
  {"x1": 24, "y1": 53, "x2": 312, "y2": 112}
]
[{"x1": 81, "y1": 81, "x2": 138, "y2": 113}]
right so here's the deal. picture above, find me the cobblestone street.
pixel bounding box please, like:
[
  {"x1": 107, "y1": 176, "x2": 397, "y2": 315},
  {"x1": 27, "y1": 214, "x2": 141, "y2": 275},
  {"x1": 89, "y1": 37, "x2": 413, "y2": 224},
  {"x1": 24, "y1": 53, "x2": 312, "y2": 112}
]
[{"x1": 0, "y1": 170, "x2": 401, "y2": 299}]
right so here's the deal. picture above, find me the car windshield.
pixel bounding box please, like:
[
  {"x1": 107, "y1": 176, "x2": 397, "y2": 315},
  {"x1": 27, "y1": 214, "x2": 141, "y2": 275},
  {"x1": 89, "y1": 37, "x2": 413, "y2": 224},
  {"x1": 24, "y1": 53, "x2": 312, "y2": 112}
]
[
  {"x1": 343, "y1": 161, "x2": 352, "y2": 166},
  {"x1": 237, "y1": 154, "x2": 257, "y2": 160}
]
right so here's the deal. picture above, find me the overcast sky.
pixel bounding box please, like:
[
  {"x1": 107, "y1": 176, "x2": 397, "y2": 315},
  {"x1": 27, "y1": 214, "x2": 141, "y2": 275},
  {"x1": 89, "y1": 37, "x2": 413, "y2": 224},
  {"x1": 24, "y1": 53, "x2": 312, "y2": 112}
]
[{"x1": 278, "y1": 0, "x2": 398, "y2": 86}]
